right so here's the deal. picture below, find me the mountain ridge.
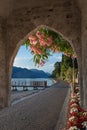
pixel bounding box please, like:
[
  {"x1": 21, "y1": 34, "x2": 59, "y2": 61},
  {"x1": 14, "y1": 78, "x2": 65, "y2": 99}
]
[{"x1": 12, "y1": 66, "x2": 51, "y2": 78}]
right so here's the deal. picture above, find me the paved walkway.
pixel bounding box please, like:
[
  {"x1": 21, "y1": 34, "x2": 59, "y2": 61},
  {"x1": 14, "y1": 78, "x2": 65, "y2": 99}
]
[
  {"x1": 11, "y1": 90, "x2": 40, "y2": 104},
  {"x1": 0, "y1": 81, "x2": 69, "y2": 130}
]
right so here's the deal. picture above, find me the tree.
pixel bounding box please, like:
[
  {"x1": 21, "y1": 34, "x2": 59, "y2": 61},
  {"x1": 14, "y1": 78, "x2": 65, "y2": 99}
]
[
  {"x1": 52, "y1": 62, "x2": 62, "y2": 78},
  {"x1": 52, "y1": 54, "x2": 78, "y2": 83}
]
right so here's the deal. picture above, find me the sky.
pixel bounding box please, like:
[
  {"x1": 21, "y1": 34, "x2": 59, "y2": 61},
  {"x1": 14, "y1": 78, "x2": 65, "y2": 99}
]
[{"x1": 13, "y1": 45, "x2": 63, "y2": 74}]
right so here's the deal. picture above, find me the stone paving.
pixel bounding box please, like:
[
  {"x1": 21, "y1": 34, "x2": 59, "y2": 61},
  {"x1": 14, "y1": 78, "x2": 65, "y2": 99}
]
[
  {"x1": 0, "y1": 81, "x2": 69, "y2": 130},
  {"x1": 55, "y1": 88, "x2": 70, "y2": 130}
]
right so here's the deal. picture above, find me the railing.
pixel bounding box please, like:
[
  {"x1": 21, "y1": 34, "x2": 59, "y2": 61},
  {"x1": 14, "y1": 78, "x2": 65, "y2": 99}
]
[{"x1": 11, "y1": 81, "x2": 48, "y2": 91}]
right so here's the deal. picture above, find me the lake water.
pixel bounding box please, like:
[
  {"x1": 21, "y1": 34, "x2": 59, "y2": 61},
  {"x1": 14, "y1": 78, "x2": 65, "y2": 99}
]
[{"x1": 11, "y1": 78, "x2": 54, "y2": 91}]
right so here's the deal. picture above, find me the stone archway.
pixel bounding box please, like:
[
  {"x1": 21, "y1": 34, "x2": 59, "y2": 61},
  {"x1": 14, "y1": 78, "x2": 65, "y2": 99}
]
[
  {"x1": 9, "y1": 25, "x2": 80, "y2": 105},
  {"x1": 0, "y1": 0, "x2": 83, "y2": 109}
]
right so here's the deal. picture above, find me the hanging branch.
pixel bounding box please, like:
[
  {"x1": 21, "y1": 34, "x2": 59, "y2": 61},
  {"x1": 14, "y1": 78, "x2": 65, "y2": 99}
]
[{"x1": 24, "y1": 27, "x2": 76, "y2": 66}]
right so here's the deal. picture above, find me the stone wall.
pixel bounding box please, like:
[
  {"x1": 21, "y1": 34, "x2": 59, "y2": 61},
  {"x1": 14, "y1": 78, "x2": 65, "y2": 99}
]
[
  {"x1": 0, "y1": 0, "x2": 86, "y2": 108},
  {"x1": 0, "y1": 18, "x2": 11, "y2": 108},
  {"x1": 81, "y1": 0, "x2": 87, "y2": 108},
  {"x1": 6, "y1": 0, "x2": 81, "y2": 82}
]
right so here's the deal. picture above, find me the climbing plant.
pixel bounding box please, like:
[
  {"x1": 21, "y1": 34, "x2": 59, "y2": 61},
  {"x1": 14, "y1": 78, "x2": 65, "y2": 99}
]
[{"x1": 24, "y1": 27, "x2": 76, "y2": 66}]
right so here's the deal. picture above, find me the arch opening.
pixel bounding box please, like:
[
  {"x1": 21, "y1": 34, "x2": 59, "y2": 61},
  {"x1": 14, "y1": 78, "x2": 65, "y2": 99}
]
[
  {"x1": 10, "y1": 25, "x2": 79, "y2": 104},
  {"x1": 11, "y1": 25, "x2": 78, "y2": 67}
]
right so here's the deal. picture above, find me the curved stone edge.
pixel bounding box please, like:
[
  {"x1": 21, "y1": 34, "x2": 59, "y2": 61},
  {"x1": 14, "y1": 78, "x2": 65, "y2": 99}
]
[{"x1": 54, "y1": 88, "x2": 70, "y2": 130}]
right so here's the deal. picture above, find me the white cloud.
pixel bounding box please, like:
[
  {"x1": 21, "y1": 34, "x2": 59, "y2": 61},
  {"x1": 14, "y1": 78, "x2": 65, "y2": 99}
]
[{"x1": 14, "y1": 57, "x2": 33, "y2": 61}]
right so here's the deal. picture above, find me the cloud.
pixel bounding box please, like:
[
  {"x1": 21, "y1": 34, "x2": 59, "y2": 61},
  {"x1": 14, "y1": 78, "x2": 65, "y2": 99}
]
[{"x1": 14, "y1": 57, "x2": 33, "y2": 61}]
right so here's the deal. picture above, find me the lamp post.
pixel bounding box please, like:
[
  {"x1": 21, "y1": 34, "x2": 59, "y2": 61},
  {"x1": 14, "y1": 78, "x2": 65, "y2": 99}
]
[
  {"x1": 61, "y1": 54, "x2": 63, "y2": 80},
  {"x1": 71, "y1": 57, "x2": 75, "y2": 93},
  {"x1": 72, "y1": 57, "x2": 75, "y2": 91},
  {"x1": 72, "y1": 52, "x2": 77, "y2": 92}
]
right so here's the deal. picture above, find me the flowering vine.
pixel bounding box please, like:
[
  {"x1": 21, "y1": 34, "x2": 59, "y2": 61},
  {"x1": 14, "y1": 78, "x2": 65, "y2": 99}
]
[{"x1": 25, "y1": 27, "x2": 76, "y2": 66}]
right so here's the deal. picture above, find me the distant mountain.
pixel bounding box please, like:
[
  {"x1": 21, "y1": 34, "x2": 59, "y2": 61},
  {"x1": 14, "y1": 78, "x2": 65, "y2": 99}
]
[{"x1": 12, "y1": 66, "x2": 51, "y2": 78}]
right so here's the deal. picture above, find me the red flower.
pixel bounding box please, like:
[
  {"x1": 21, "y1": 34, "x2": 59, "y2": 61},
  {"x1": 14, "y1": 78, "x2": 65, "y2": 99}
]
[
  {"x1": 46, "y1": 37, "x2": 52, "y2": 46},
  {"x1": 69, "y1": 101, "x2": 78, "y2": 106},
  {"x1": 78, "y1": 107, "x2": 86, "y2": 112},
  {"x1": 67, "y1": 120, "x2": 78, "y2": 128},
  {"x1": 69, "y1": 112, "x2": 78, "y2": 117},
  {"x1": 36, "y1": 31, "x2": 44, "y2": 39},
  {"x1": 39, "y1": 38, "x2": 47, "y2": 47},
  {"x1": 77, "y1": 123, "x2": 83, "y2": 129},
  {"x1": 39, "y1": 60, "x2": 45, "y2": 66},
  {"x1": 79, "y1": 116, "x2": 85, "y2": 122}
]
